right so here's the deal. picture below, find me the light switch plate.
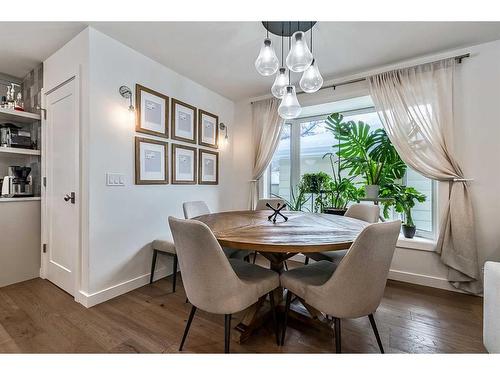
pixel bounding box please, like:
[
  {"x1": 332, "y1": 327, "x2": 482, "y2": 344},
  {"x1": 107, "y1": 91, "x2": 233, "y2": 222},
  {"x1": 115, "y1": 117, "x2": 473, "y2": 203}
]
[{"x1": 106, "y1": 173, "x2": 125, "y2": 186}]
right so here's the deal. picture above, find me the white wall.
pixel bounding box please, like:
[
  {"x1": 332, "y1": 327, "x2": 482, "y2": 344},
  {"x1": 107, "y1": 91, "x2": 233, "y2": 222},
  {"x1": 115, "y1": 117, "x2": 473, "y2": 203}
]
[{"x1": 84, "y1": 28, "x2": 248, "y2": 304}]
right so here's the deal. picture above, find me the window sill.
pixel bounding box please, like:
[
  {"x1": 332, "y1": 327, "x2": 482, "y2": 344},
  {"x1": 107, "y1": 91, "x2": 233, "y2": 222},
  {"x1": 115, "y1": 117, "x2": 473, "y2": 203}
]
[{"x1": 396, "y1": 235, "x2": 436, "y2": 252}]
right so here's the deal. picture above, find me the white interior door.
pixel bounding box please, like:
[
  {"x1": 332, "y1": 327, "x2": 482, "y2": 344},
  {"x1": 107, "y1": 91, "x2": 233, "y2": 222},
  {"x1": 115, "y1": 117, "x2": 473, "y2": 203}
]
[{"x1": 43, "y1": 77, "x2": 79, "y2": 296}]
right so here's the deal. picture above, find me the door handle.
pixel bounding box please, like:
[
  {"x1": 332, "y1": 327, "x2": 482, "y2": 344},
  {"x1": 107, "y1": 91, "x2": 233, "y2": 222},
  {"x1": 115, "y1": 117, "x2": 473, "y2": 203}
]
[{"x1": 64, "y1": 192, "x2": 75, "y2": 204}]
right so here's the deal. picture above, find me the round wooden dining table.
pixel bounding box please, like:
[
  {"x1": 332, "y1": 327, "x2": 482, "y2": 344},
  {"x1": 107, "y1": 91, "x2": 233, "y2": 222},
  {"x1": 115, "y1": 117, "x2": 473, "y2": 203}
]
[{"x1": 195, "y1": 210, "x2": 368, "y2": 343}]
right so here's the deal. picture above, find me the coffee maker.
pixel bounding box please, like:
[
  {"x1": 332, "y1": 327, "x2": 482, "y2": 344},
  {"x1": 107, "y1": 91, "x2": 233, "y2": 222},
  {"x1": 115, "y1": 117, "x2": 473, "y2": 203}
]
[{"x1": 1, "y1": 166, "x2": 33, "y2": 197}]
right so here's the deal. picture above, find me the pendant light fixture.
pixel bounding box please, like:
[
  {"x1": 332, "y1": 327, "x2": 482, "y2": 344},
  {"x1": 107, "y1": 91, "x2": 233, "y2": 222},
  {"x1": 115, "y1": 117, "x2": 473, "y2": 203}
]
[
  {"x1": 255, "y1": 23, "x2": 279, "y2": 76},
  {"x1": 278, "y1": 29, "x2": 301, "y2": 119},
  {"x1": 271, "y1": 28, "x2": 288, "y2": 99},
  {"x1": 286, "y1": 30, "x2": 313, "y2": 72},
  {"x1": 256, "y1": 22, "x2": 320, "y2": 119},
  {"x1": 299, "y1": 26, "x2": 323, "y2": 93}
]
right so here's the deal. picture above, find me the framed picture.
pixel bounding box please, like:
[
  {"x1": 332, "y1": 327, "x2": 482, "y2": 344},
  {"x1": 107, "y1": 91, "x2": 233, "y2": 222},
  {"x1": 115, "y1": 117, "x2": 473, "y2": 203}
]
[
  {"x1": 199, "y1": 149, "x2": 219, "y2": 185},
  {"x1": 135, "y1": 84, "x2": 169, "y2": 138},
  {"x1": 135, "y1": 137, "x2": 168, "y2": 185},
  {"x1": 198, "y1": 109, "x2": 219, "y2": 149},
  {"x1": 172, "y1": 144, "x2": 197, "y2": 184},
  {"x1": 171, "y1": 98, "x2": 197, "y2": 144}
]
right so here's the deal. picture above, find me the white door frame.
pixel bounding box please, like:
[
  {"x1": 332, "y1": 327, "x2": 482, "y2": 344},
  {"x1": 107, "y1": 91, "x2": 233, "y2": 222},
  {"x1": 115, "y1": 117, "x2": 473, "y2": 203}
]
[{"x1": 40, "y1": 69, "x2": 85, "y2": 303}]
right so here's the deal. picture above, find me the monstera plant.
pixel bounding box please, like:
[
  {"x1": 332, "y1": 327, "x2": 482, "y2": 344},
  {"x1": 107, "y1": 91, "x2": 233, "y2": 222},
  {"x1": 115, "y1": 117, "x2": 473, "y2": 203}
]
[{"x1": 325, "y1": 112, "x2": 407, "y2": 198}]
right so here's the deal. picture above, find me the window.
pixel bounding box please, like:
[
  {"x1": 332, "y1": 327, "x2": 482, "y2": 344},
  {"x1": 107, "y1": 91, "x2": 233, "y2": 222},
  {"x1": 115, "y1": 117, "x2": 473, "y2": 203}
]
[{"x1": 266, "y1": 98, "x2": 436, "y2": 239}]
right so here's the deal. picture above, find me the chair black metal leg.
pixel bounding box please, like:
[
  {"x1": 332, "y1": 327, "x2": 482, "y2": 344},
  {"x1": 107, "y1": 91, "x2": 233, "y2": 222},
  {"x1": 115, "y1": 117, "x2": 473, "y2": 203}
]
[
  {"x1": 281, "y1": 290, "x2": 292, "y2": 345},
  {"x1": 268, "y1": 291, "x2": 279, "y2": 346},
  {"x1": 368, "y1": 313, "x2": 384, "y2": 353},
  {"x1": 334, "y1": 317, "x2": 341, "y2": 353},
  {"x1": 179, "y1": 305, "x2": 197, "y2": 351},
  {"x1": 172, "y1": 254, "x2": 178, "y2": 293},
  {"x1": 150, "y1": 250, "x2": 158, "y2": 284},
  {"x1": 224, "y1": 314, "x2": 232, "y2": 353},
  {"x1": 252, "y1": 251, "x2": 257, "y2": 264},
  {"x1": 284, "y1": 261, "x2": 288, "y2": 271},
  {"x1": 304, "y1": 257, "x2": 309, "y2": 265},
  {"x1": 244, "y1": 255, "x2": 250, "y2": 263}
]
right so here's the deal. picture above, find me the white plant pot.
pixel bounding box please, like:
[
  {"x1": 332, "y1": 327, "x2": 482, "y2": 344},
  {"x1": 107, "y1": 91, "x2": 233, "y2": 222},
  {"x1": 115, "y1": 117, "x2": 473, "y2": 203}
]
[{"x1": 365, "y1": 185, "x2": 380, "y2": 199}]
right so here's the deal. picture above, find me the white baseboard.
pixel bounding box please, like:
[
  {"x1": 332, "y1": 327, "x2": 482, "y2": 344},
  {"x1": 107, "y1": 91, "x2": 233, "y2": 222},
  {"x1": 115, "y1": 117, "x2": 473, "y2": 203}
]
[
  {"x1": 388, "y1": 269, "x2": 464, "y2": 293},
  {"x1": 76, "y1": 266, "x2": 171, "y2": 308}
]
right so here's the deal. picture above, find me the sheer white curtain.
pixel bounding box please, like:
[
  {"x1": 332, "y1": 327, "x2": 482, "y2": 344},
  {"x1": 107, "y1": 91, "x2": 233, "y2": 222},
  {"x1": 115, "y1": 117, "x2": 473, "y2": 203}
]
[
  {"x1": 249, "y1": 99, "x2": 284, "y2": 209},
  {"x1": 368, "y1": 59, "x2": 481, "y2": 294}
]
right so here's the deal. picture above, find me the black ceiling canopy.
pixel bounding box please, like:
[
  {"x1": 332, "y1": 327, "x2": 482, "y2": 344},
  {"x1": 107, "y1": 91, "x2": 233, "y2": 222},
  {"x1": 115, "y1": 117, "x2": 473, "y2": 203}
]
[{"x1": 262, "y1": 21, "x2": 317, "y2": 37}]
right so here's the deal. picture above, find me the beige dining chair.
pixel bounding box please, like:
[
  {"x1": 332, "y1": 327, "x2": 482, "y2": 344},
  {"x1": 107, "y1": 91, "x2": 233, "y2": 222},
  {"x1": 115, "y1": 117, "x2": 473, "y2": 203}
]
[
  {"x1": 168, "y1": 216, "x2": 280, "y2": 353},
  {"x1": 280, "y1": 220, "x2": 401, "y2": 353},
  {"x1": 253, "y1": 198, "x2": 287, "y2": 266},
  {"x1": 183, "y1": 201, "x2": 250, "y2": 262},
  {"x1": 306, "y1": 204, "x2": 380, "y2": 265}
]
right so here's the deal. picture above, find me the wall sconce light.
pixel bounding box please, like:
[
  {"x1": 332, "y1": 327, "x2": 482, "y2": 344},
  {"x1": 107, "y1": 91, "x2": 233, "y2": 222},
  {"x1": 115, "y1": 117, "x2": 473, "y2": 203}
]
[
  {"x1": 119, "y1": 86, "x2": 135, "y2": 112},
  {"x1": 219, "y1": 123, "x2": 229, "y2": 148}
]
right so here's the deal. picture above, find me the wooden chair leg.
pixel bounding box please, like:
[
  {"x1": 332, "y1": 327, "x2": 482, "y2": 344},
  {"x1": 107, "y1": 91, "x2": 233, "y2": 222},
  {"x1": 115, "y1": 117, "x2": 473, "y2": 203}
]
[
  {"x1": 281, "y1": 290, "x2": 292, "y2": 345},
  {"x1": 334, "y1": 317, "x2": 341, "y2": 353},
  {"x1": 269, "y1": 291, "x2": 279, "y2": 346},
  {"x1": 224, "y1": 314, "x2": 232, "y2": 353},
  {"x1": 150, "y1": 250, "x2": 158, "y2": 284},
  {"x1": 368, "y1": 313, "x2": 384, "y2": 353},
  {"x1": 172, "y1": 254, "x2": 178, "y2": 293},
  {"x1": 252, "y1": 251, "x2": 258, "y2": 264},
  {"x1": 179, "y1": 305, "x2": 197, "y2": 351}
]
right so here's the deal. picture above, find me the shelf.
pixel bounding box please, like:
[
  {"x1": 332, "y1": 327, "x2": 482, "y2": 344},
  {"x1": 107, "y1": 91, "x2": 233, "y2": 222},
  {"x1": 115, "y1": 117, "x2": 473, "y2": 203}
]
[
  {"x1": 0, "y1": 197, "x2": 41, "y2": 203},
  {"x1": 0, "y1": 107, "x2": 41, "y2": 124},
  {"x1": 0, "y1": 147, "x2": 40, "y2": 156}
]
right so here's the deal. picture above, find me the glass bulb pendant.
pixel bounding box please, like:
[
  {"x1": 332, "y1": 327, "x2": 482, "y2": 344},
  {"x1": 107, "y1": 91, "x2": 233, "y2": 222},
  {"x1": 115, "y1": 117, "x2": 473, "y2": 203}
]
[
  {"x1": 299, "y1": 59, "x2": 323, "y2": 93},
  {"x1": 255, "y1": 38, "x2": 279, "y2": 76},
  {"x1": 286, "y1": 31, "x2": 313, "y2": 73},
  {"x1": 278, "y1": 85, "x2": 302, "y2": 119},
  {"x1": 271, "y1": 67, "x2": 288, "y2": 98}
]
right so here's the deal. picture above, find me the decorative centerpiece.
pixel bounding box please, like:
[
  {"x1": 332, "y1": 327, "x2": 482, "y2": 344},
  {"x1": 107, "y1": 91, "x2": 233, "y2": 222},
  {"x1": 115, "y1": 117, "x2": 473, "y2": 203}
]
[{"x1": 267, "y1": 202, "x2": 288, "y2": 223}]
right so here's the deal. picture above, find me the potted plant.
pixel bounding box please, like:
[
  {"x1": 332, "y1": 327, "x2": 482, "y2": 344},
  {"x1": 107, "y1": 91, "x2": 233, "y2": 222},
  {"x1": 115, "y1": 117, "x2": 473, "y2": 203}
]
[
  {"x1": 325, "y1": 112, "x2": 407, "y2": 198},
  {"x1": 301, "y1": 172, "x2": 331, "y2": 212},
  {"x1": 274, "y1": 182, "x2": 309, "y2": 212},
  {"x1": 319, "y1": 152, "x2": 360, "y2": 215},
  {"x1": 380, "y1": 184, "x2": 426, "y2": 238}
]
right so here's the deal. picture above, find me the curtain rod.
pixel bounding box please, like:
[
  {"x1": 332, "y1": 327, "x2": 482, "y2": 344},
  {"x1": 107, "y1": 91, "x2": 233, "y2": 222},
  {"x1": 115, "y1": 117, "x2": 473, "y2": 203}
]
[{"x1": 251, "y1": 53, "x2": 470, "y2": 104}]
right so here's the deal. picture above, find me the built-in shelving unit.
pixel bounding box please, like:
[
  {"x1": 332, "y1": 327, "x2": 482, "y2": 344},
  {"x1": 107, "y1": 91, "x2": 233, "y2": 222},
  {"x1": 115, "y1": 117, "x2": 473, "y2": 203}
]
[
  {"x1": 0, "y1": 197, "x2": 41, "y2": 203},
  {"x1": 0, "y1": 107, "x2": 41, "y2": 123},
  {"x1": 0, "y1": 147, "x2": 41, "y2": 156}
]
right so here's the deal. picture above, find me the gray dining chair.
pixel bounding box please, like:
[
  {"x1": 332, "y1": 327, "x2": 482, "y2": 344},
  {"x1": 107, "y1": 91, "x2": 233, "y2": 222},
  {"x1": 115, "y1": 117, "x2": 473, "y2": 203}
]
[
  {"x1": 183, "y1": 201, "x2": 250, "y2": 262},
  {"x1": 253, "y1": 198, "x2": 287, "y2": 266},
  {"x1": 168, "y1": 216, "x2": 280, "y2": 353},
  {"x1": 306, "y1": 204, "x2": 380, "y2": 265},
  {"x1": 280, "y1": 220, "x2": 401, "y2": 353}
]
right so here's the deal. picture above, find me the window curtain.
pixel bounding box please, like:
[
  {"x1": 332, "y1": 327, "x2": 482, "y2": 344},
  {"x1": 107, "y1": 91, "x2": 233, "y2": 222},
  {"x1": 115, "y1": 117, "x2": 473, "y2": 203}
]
[
  {"x1": 367, "y1": 59, "x2": 481, "y2": 294},
  {"x1": 249, "y1": 98, "x2": 284, "y2": 209}
]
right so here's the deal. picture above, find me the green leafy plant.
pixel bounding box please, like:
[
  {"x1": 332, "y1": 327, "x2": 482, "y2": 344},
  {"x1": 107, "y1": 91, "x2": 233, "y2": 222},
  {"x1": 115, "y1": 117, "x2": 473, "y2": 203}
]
[
  {"x1": 318, "y1": 152, "x2": 361, "y2": 210},
  {"x1": 325, "y1": 112, "x2": 406, "y2": 187},
  {"x1": 301, "y1": 172, "x2": 331, "y2": 194},
  {"x1": 380, "y1": 184, "x2": 426, "y2": 227}
]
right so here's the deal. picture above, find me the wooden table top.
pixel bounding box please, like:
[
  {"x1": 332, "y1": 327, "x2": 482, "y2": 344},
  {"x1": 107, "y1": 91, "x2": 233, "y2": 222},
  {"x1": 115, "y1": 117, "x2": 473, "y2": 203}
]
[{"x1": 195, "y1": 210, "x2": 368, "y2": 253}]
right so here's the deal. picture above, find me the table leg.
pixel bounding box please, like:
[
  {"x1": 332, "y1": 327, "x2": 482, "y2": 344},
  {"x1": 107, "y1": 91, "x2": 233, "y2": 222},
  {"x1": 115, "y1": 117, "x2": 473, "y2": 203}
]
[{"x1": 232, "y1": 252, "x2": 296, "y2": 343}]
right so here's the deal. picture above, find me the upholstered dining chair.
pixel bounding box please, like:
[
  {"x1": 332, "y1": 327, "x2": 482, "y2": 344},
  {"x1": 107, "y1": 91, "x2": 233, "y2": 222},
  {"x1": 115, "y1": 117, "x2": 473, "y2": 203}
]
[
  {"x1": 183, "y1": 201, "x2": 250, "y2": 262},
  {"x1": 280, "y1": 220, "x2": 401, "y2": 353},
  {"x1": 253, "y1": 198, "x2": 287, "y2": 266},
  {"x1": 168, "y1": 216, "x2": 280, "y2": 353},
  {"x1": 306, "y1": 204, "x2": 380, "y2": 265}
]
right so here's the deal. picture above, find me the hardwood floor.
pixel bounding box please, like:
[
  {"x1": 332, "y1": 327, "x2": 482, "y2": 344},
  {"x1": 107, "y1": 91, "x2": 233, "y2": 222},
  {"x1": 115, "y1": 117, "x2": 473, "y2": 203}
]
[{"x1": 0, "y1": 260, "x2": 485, "y2": 353}]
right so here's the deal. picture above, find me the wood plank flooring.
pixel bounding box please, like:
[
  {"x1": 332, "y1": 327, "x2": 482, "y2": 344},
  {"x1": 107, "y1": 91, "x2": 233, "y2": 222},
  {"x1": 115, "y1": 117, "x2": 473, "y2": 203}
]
[{"x1": 0, "y1": 260, "x2": 486, "y2": 353}]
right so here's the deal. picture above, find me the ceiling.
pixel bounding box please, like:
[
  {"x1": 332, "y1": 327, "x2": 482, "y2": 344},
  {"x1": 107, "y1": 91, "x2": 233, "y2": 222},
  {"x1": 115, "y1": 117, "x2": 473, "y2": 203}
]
[{"x1": 2, "y1": 22, "x2": 500, "y2": 101}]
